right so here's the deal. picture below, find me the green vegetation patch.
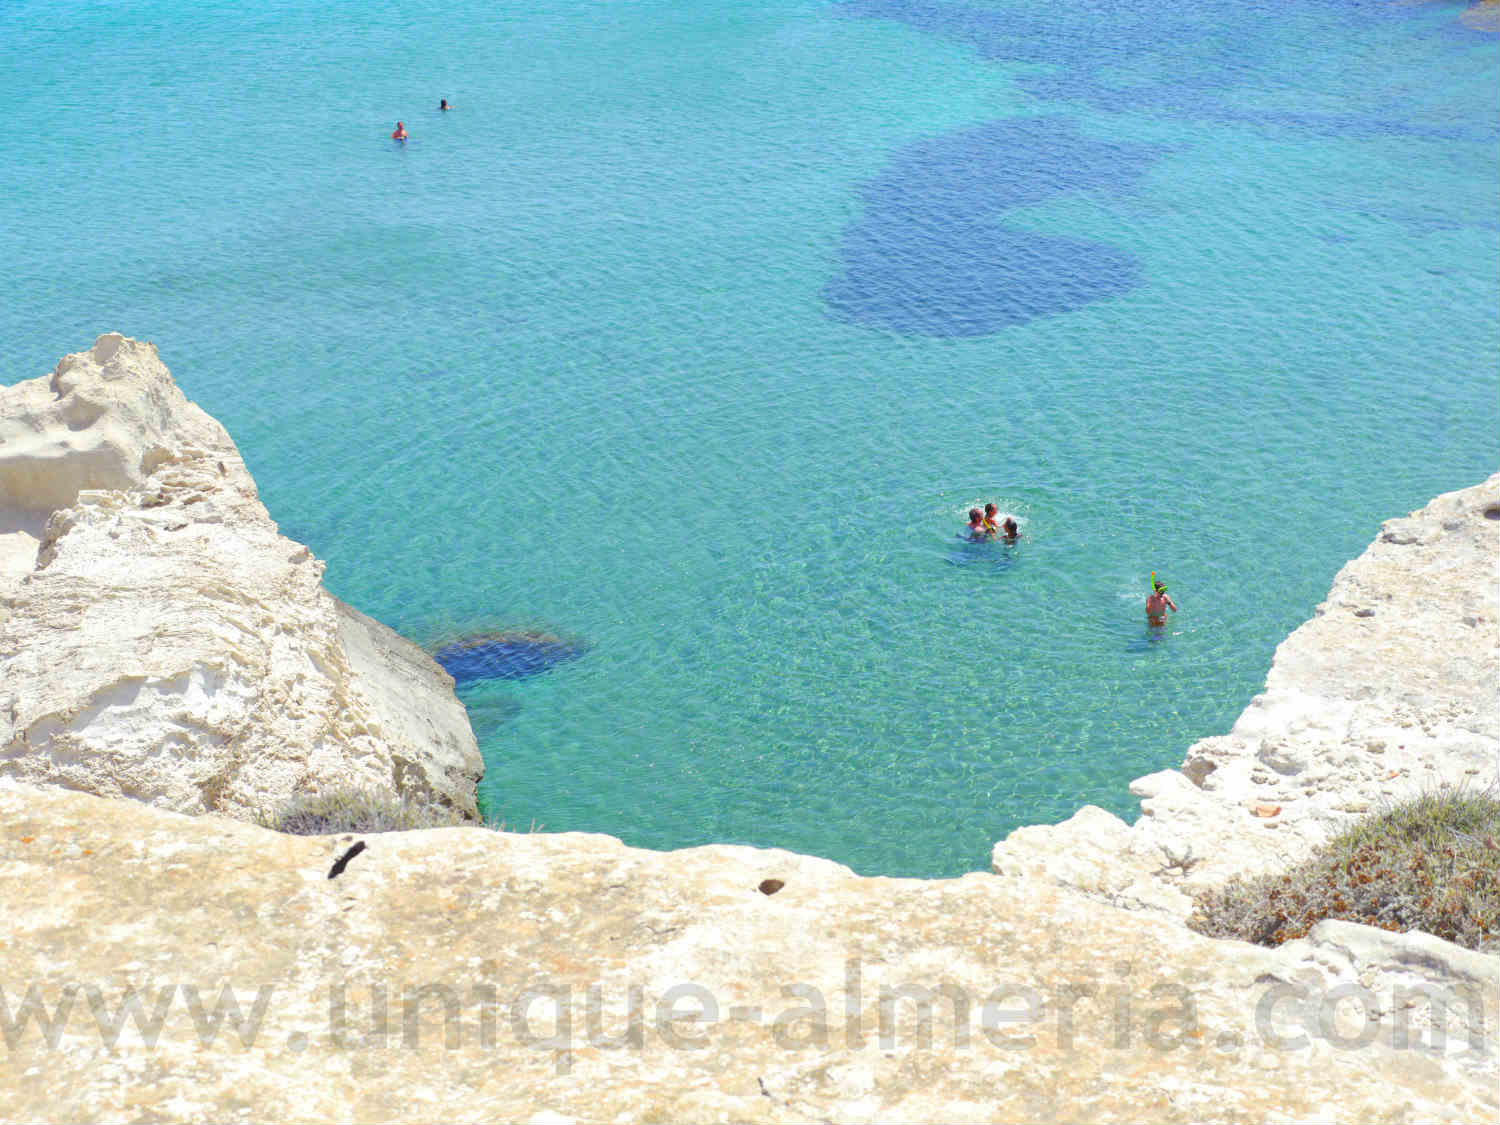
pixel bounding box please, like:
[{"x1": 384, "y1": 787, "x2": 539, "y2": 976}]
[{"x1": 1189, "y1": 786, "x2": 1500, "y2": 952}]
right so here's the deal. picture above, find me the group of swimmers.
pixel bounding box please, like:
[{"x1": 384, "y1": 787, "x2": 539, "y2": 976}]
[
  {"x1": 391, "y1": 100, "x2": 452, "y2": 141},
  {"x1": 962, "y1": 506, "x2": 1180, "y2": 628},
  {"x1": 962, "y1": 503, "x2": 1020, "y2": 543}
]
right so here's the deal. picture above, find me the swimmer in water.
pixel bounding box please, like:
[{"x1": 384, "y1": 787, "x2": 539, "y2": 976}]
[
  {"x1": 392, "y1": 121, "x2": 408, "y2": 141},
  {"x1": 964, "y1": 508, "x2": 988, "y2": 541},
  {"x1": 1000, "y1": 516, "x2": 1020, "y2": 543},
  {"x1": 983, "y1": 503, "x2": 1000, "y2": 536},
  {"x1": 440, "y1": 99, "x2": 451, "y2": 111},
  {"x1": 1146, "y1": 574, "x2": 1178, "y2": 627}
]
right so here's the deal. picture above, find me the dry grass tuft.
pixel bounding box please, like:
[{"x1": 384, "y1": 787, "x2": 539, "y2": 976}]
[
  {"x1": 259, "y1": 789, "x2": 543, "y2": 836},
  {"x1": 258, "y1": 789, "x2": 475, "y2": 836}
]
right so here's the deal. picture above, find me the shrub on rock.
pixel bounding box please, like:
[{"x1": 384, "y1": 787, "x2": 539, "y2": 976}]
[{"x1": 1189, "y1": 786, "x2": 1500, "y2": 952}]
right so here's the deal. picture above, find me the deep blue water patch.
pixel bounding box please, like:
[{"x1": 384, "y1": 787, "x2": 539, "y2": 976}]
[
  {"x1": 433, "y1": 631, "x2": 587, "y2": 684},
  {"x1": 837, "y1": 0, "x2": 1495, "y2": 139},
  {"x1": 826, "y1": 117, "x2": 1163, "y2": 335},
  {"x1": 838, "y1": 0, "x2": 1251, "y2": 113}
]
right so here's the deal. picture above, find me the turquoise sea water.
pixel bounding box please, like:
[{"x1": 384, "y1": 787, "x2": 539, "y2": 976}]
[{"x1": 2, "y1": 1, "x2": 1496, "y2": 876}]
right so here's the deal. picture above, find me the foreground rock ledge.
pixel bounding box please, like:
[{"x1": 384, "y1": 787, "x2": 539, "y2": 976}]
[
  {"x1": 0, "y1": 335, "x2": 482, "y2": 818},
  {"x1": 1, "y1": 782, "x2": 1495, "y2": 1124}
]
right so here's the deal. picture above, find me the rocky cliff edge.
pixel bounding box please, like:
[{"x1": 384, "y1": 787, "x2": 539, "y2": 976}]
[{"x1": 0, "y1": 334, "x2": 482, "y2": 819}]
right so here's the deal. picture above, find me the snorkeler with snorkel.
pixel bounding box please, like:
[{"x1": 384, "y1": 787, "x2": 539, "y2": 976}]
[{"x1": 1146, "y1": 572, "x2": 1177, "y2": 626}]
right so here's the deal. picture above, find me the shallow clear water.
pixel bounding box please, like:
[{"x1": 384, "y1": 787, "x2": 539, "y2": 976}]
[{"x1": 3, "y1": 0, "x2": 1495, "y2": 876}]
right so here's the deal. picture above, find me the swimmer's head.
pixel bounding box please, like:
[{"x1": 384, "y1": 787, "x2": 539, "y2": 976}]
[
  {"x1": 1003, "y1": 517, "x2": 1018, "y2": 534},
  {"x1": 984, "y1": 503, "x2": 997, "y2": 518},
  {"x1": 440, "y1": 99, "x2": 449, "y2": 110},
  {"x1": 968, "y1": 508, "x2": 983, "y2": 522}
]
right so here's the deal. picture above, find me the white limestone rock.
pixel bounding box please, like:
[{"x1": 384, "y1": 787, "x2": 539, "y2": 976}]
[
  {"x1": 992, "y1": 804, "x2": 1196, "y2": 915},
  {"x1": 0, "y1": 332, "x2": 193, "y2": 538},
  {"x1": 1269, "y1": 920, "x2": 1500, "y2": 1074},
  {"x1": 0, "y1": 335, "x2": 483, "y2": 819}
]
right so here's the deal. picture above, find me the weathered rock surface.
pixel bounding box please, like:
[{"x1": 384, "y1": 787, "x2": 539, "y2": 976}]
[
  {"x1": 994, "y1": 471, "x2": 1500, "y2": 922},
  {"x1": 0, "y1": 335, "x2": 482, "y2": 819},
  {"x1": 0, "y1": 781, "x2": 1495, "y2": 1124}
]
